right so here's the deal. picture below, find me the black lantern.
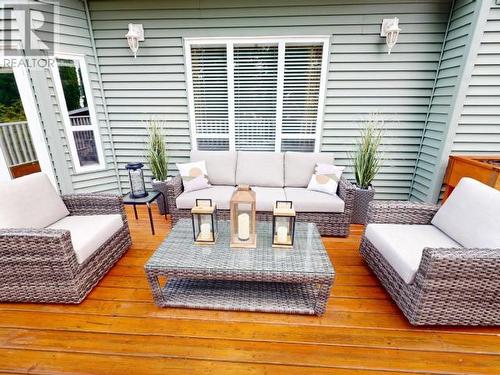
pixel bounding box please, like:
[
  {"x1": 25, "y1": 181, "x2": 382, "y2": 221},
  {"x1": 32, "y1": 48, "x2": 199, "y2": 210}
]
[
  {"x1": 126, "y1": 162, "x2": 147, "y2": 198},
  {"x1": 272, "y1": 201, "x2": 296, "y2": 248},
  {"x1": 191, "y1": 199, "x2": 218, "y2": 245}
]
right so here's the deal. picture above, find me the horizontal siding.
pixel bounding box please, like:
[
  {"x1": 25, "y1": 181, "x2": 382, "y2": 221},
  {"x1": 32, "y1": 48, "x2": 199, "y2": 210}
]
[
  {"x1": 89, "y1": 0, "x2": 451, "y2": 199},
  {"x1": 410, "y1": 0, "x2": 477, "y2": 202},
  {"x1": 453, "y1": 0, "x2": 500, "y2": 155},
  {"x1": 51, "y1": 0, "x2": 119, "y2": 193}
]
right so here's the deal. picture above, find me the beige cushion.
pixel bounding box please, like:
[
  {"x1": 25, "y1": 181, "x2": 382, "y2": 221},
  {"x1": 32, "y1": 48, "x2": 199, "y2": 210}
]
[
  {"x1": 284, "y1": 187, "x2": 345, "y2": 213},
  {"x1": 431, "y1": 177, "x2": 500, "y2": 249},
  {"x1": 285, "y1": 152, "x2": 334, "y2": 187},
  {"x1": 190, "y1": 151, "x2": 237, "y2": 186},
  {"x1": 48, "y1": 214, "x2": 123, "y2": 264},
  {"x1": 236, "y1": 151, "x2": 284, "y2": 187},
  {"x1": 0, "y1": 172, "x2": 69, "y2": 229},
  {"x1": 365, "y1": 224, "x2": 462, "y2": 284},
  {"x1": 251, "y1": 186, "x2": 286, "y2": 211},
  {"x1": 176, "y1": 185, "x2": 235, "y2": 210}
]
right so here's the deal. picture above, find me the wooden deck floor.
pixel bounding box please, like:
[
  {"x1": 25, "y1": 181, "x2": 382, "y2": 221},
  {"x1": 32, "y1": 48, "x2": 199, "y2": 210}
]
[{"x1": 1, "y1": 205, "x2": 499, "y2": 374}]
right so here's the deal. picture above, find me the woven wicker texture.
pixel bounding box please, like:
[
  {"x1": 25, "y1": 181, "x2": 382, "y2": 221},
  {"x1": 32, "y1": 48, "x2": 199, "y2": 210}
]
[
  {"x1": 0, "y1": 194, "x2": 132, "y2": 304},
  {"x1": 351, "y1": 187, "x2": 375, "y2": 224},
  {"x1": 165, "y1": 175, "x2": 355, "y2": 237},
  {"x1": 360, "y1": 201, "x2": 500, "y2": 326},
  {"x1": 145, "y1": 220, "x2": 334, "y2": 315}
]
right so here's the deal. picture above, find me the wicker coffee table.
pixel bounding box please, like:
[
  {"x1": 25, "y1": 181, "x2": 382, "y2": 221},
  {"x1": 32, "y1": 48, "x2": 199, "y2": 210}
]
[{"x1": 145, "y1": 219, "x2": 334, "y2": 315}]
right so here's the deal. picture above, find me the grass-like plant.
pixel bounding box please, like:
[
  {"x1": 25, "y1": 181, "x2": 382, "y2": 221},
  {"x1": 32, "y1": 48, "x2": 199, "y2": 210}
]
[
  {"x1": 351, "y1": 114, "x2": 383, "y2": 189},
  {"x1": 146, "y1": 119, "x2": 169, "y2": 181}
]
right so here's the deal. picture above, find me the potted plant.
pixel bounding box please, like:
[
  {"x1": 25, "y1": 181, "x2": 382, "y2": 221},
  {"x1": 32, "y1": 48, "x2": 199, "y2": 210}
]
[
  {"x1": 350, "y1": 114, "x2": 383, "y2": 224},
  {"x1": 146, "y1": 119, "x2": 169, "y2": 215}
]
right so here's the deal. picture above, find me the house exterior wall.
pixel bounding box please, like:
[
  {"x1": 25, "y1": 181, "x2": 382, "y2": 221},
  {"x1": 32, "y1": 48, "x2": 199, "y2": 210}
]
[
  {"x1": 453, "y1": 0, "x2": 500, "y2": 155},
  {"x1": 87, "y1": 0, "x2": 451, "y2": 199}
]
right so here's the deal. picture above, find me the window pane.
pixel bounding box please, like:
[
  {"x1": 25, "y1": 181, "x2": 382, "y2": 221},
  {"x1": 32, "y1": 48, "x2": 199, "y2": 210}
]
[
  {"x1": 234, "y1": 44, "x2": 278, "y2": 151},
  {"x1": 281, "y1": 139, "x2": 315, "y2": 152},
  {"x1": 191, "y1": 46, "x2": 229, "y2": 135},
  {"x1": 282, "y1": 45, "x2": 323, "y2": 135},
  {"x1": 197, "y1": 138, "x2": 229, "y2": 151},
  {"x1": 73, "y1": 130, "x2": 99, "y2": 167}
]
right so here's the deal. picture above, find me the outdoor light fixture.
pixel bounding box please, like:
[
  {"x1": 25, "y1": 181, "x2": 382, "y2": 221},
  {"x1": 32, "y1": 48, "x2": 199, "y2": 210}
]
[
  {"x1": 125, "y1": 23, "x2": 144, "y2": 58},
  {"x1": 380, "y1": 17, "x2": 401, "y2": 54}
]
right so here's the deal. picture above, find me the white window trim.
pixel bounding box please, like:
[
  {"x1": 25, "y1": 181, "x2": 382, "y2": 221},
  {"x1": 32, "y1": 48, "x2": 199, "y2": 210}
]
[
  {"x1": 50, "y1": 53, "x2": 105, "y2": 174},
  {"x1": 184, "y1": 36, "x2": 330, "y2": 153},
  {"x1": 0, "y1": 56, "x2": 57, "y2": 186}
]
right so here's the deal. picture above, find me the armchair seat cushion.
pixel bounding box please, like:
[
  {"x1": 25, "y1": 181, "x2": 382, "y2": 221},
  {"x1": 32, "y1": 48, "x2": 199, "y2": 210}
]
[
  {"x1": 176, "y1": 186, "x2": 236, "y2": 210},
  {"x1": 47, "y1": 214, "x2": 123, "y2": 264},
  {"x1": 251, "y1": 187, "x2": 286, "y2": 211},
  {"x1": 284, "y1": 187, "x2": 345, "y2": 213},
  {"x1": 365, "y1": 224, "x2": 462, "y2": 284}
]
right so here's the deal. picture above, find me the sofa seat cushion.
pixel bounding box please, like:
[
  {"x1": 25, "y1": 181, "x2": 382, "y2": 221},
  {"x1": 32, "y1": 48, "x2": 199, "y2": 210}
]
[
  {"x1": 284, "y1": 188, "x2": 345, "y2": 213},
  {"x1": 236, "y1": 151, "x2": 284, "y2": 187},
  {"x1": 47, "y1": 214, "x2": 123, "y2": 264},
  {"x1": 0, "y1": 172, "x2": 69, "y2": 229},
  {"x1": 190, "y1": 150, "x2": 237, "y2": 186},
  {"x1": 365, "y1": 224, "x2": 462, "y2": 284},
  {"x1": 431, "y1": 177, "x2": 500, "y2": 249},
  {"x1": 251, "y1": 187, "x2": 286, "y2": 211},
  {"x1": 285, "y1": 152, "x2": 334, "y2": 187},
  {"x1": 176, "y1": 186, "x2": 236, "y2": 210}
]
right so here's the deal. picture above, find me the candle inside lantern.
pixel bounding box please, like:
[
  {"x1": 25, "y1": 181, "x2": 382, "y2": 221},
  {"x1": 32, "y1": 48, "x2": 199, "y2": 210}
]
[
  {"x1": 277, "y1": 225, "x2": 288, "y2": 243},
  {"x1": 200, "y1": 222, "x2": 211, "y2": 240},
  {"x1": 238, "y1": 213, "x2": 250, "y2": 241}
]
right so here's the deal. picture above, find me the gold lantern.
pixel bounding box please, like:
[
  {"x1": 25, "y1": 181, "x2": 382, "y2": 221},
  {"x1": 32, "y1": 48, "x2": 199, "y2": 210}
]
[
  {"x1": 191, "y1": 199, "x2": 218, "y2": 245},
  {"x1": 230, "y1": 185, "x2": 256, "y2": 248},
  {"x1": 272, "y1": 201, "x2": 296, "y2": 248}
]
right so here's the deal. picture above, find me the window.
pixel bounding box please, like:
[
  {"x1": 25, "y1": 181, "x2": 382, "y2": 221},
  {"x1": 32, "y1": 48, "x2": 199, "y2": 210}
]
[
  {"x1": 186, "y1": 37, "x2": 329, "y2": 152},
  {"x1": 51, "y1": 54, "x2": 104, "y2": 173}
]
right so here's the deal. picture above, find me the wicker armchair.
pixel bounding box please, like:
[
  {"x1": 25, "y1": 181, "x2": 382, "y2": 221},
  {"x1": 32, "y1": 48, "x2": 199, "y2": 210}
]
[
  {"x1": 165, "y1": 175, "x2": 355, "y2": 237},
  {"x1": 0, "y1": 193, "x2": 131, "y2": 304},
  {"x1": 360, "y1": 190, "x2": 500, "y2": 325}
]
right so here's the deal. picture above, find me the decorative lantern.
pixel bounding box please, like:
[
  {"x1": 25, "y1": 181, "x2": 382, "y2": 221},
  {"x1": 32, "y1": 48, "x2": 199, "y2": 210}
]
[
  {"x1": 126, "y1": 162, "x2": 147, "y2": 198},
  {"x1": 191, "y1": 199, "x2": 218, "y2": 245},
  {"x1": 230, "y1": 185, "x2": 257, "y2": 248},
  {"x1": 380, "y1": 17, "x2": 401, "y2": 54},
  {"x1": 125, "y1": 23, "x2": 144, "y2": 58},
  {"x1": 272, "y1": 201, "x2": 296, "y2": 248}
]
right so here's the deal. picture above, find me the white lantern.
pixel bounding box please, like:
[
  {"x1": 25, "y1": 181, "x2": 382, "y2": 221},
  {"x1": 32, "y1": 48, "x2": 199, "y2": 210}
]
[
  {"x1": 380, "y1": 18, "x2": 401, "y2": 55},
  {"x1": 125, "y1": 23, "x2": 144, "y2": 58}
]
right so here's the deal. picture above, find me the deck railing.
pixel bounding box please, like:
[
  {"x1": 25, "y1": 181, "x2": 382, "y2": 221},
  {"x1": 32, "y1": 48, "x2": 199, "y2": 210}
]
[
  {"x1": 0, "y1": 121, "x2": 38, "y2": 166},
  {"x1": 70, "y1": 115, "x2": 92, "y2": 127}
]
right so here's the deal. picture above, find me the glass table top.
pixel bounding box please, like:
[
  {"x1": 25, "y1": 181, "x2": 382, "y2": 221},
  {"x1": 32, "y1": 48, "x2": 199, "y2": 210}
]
[{"x1": 146, "y1": 219, "x2": 333, "y2": 276}]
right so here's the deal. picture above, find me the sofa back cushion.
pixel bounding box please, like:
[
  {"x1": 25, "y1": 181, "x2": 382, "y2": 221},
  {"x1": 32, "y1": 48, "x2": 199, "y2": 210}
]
[
  {"x1": 285, "y1": 152, "x2": 334, "y2": 187},
  {"x1": 236, "y1": 151, "x2": 284, "y2": 187},
  {"x1": 0, "y1": 173, "x2": 69, "y2": 229},
  {"x1": 431, "y1": 177, "x2": 500, "y2": 249},
  {"x1": 190, "y1": 150, "x2": 237, "y2": 185}
]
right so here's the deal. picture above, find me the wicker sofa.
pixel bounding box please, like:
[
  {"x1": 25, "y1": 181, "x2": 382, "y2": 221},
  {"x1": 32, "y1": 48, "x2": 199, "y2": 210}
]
[
  {"x1": 166, "y1": 151, "x2": 355, "y2": 236},
  {"x1": 360, "y1": 177, "x2": 500, "y2": 325},
  {"x1": 0, "y1": 173, "x2": 132, "y2": 304}
]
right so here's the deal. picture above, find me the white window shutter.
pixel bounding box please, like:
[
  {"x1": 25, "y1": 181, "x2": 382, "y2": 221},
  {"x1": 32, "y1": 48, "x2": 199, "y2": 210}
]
[
  {"x1": 233, "y1": 45, "x2": 278, "y2": 151},
  {"x1": 187, "y1": 38, "x2": 327, "y2": 153}
]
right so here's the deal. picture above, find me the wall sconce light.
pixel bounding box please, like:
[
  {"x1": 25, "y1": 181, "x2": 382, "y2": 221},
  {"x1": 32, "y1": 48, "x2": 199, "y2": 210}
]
[
  {"x1": 380, "y1": 18, "x2": 401, "y2": 55},
  {"x1": 125, "y1": 23, "x2": 144, "y2": 58}
]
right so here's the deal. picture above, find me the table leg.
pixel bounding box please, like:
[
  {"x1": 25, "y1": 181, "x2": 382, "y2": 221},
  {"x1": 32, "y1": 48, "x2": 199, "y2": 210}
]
[
  {"x1": 147, "y1": 202, "x2": 155, "y2": 235},
  {"x1": 145, "y1": 270, "x2": 165, "y2": 307},
  {"x1": 314, "y1": 278, "x2": 333, "y2": 315},
  {"x1": 133, "y1": 204, "x2": 138, "y2": 220}
]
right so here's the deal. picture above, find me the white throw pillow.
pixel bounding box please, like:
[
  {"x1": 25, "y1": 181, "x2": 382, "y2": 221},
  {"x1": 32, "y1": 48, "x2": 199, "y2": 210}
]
[
  {"x1": 176, "y1": 160, "x2": 211, "y2": 192},
  {"x1": 306, "y1": 163, "x2": 345, "y2": 196}
]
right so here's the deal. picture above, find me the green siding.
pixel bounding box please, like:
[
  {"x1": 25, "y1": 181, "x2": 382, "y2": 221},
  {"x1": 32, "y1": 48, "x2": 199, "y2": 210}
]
[
  {"x1": 88, "y1": 0, "x2": 451, "y2": 199},
  {"x1": 453, "y1": 0, "x2": 500, "y2": 154},
  {"x1": 410, "y1": 0, "x2": 478, "y2": 202}
]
